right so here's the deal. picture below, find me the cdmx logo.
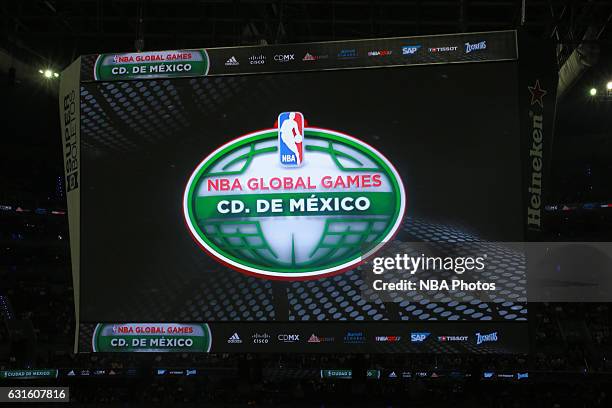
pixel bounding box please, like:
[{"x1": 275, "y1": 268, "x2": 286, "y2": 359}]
[{"x1": 183, "y1": 113, "x2": 406, "y2": 280}]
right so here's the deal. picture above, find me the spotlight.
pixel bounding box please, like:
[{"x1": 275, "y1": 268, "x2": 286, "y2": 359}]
[
  {"x1": 589, "y1": 88, "x2": 597, "y2": 96},
  {"x1": 607, "y1": 81, "x2": 612, "y2": 90},
  {"x1": 38, "y1": 69, "x2": 44, "y2": 74},
  {"x1": 44, "y1": 69, "x2": 53, "y2": 78},
  {"x1": 54, "y1": 72, "x2": 59, "y2": 78}
]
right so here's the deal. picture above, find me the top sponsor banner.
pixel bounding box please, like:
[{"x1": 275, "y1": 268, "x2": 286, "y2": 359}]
[
  {"x1": 94, "y1": 49, "x2": 209, "y2": 81},
  {"x1": 84, "y1": 30, "x2": 516, "y2": 81}
]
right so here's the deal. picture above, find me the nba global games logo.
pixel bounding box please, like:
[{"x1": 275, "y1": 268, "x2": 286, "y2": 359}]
[{"x1": 183, "y1": 113, "x2": 406, "y2": 280}]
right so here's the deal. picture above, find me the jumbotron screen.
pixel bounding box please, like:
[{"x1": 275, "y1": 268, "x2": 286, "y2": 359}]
[{"x1": 59, "y1": 30, "x2": 557, "y2": 353}]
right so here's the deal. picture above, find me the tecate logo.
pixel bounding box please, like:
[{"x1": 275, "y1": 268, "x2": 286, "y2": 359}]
[
  {"x1": 410, "y1": 332, "x2": 430, "y2": 342},
  {"x1": 249, "y1": 55, "x2": 266, "y2": 65},
  {"x1": 303, "y1": 53, "x2": 328, "y2": 61},
  {"x1": 402, "y1": 45, "x2": 421, "y2": 55},
  {"x1": 465, "y1": 41, "x2": 487, "y2": 53},
  {"x1": 475, "y1": 331, "x2": 498, "y2": 345},
  {"x1": 277, "y1": 334, "x2": 300, "y2": 343},
  {"x1": 274, "y1": 54, "x2": 295, "y2": 62}
]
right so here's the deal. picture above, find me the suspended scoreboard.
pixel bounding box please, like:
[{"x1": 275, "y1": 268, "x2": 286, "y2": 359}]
[{"x1": 59, "y1": 30, "x2": 557, "y2": 353}]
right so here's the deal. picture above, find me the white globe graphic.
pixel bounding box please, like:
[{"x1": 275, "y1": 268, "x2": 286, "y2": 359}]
[{"x1": 184, "y1": 128, "x2": 404, "y2": 279}]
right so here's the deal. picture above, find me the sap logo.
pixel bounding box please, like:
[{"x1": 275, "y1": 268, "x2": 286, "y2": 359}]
[
  {"x1": 278, "y1": 334, "x2": 300, "y2": 343},
  {"x1": 465, "y1": 41, "x2": 486, "y2": 54},
  {"x1": 475, "y1": 331, "x2": 498, "y2": 345},
  {"x1": 278, "y1": 112, "x2": 304, "y2": 166},
  {"x1": 483, "y1": 372, "x2": 495, "y2": 379},
  {"x1": 402, "y1": 45, "x2": 421, "y2": 55},
  {"x1": 517, "y1": 372, "x2": 529, "y2": 380},
  {"x1": 186, "y1": 369, "x2": 197, "y2": 376},
  {"x1": 410, "y1": 332, "x2": 430, "y2": 342}
]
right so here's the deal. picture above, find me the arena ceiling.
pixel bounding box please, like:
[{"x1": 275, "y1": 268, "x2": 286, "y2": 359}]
[{"x1": 2, "y1": 0, "x2": 611, "y2": 71}]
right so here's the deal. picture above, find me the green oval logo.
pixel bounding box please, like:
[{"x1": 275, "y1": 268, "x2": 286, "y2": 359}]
[{"x1": 184, "y1": 113, "x2": 405, "y2": 280}]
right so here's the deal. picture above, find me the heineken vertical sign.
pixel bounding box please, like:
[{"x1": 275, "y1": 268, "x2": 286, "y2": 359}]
[
  {"x1": 183, "y1": 113, "x2": 406, "y2": 280},
  {"x1": 94, "y1": 49, "x2": 209, "y2": 81}
]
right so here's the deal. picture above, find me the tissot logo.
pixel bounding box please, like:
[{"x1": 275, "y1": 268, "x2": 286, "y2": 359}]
[
  {"x1": 526, "y1": 80, "x2": 547, "y2": 230},
  {"x1": 428, "y1": 46, "x2": 458, "y2": 53},
  {"x1": 248, "y1": 55, "x2": 266, "y2": 65},
  {"x1": 464, "y1": 41, "x2": 487, "y2": 53},
  {"x1": 475, "y1": 331, "x2": 498, "y2": 345},
  {"x1": 227, "y1": 333, "x2": 242, "y2": 344},
  {"x1": 437, "y1": 335, "x2": 468, "y2": 342},
  {"x1": 274, "y1": 54, "x2": 295, "y2": 62},
  {"x1": 277, "y1": 334, "x2": 300, "y2": 343},
  {"x1": 225, "y1": 56, "x2": 239, "y2": 66}
]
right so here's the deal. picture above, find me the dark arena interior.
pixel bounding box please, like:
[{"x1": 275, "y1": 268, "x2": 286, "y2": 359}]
[{"x1": 1, "y1": 1, "x2": 612, "y2": 407}]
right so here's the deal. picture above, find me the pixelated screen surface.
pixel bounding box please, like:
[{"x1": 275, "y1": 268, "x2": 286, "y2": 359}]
[{"x1": 79, "y1": 62, "x2": 524, "y2": 322}]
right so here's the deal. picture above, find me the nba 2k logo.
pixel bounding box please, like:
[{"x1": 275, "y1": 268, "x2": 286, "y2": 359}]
[{"x1": 278, "y1": 112, "x2": 304, "y2": 166}]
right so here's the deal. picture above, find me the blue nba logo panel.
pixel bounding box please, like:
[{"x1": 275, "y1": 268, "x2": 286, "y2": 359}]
[{"x1": 278, "y1": 112, "x2": 304, "y2": 166}]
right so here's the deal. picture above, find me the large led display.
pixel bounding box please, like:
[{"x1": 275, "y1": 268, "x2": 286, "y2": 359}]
[{"x1": 59, "y1": 30, "x2": 557, "y2": 353}]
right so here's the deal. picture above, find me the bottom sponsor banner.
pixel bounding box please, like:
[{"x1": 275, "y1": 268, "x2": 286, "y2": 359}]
[
  {"x1": 81, "y1": 322, "x2": 528, "y2": 353},
  {"x1": 91, "y1": 323, "x2": 212, "y2": 352}
]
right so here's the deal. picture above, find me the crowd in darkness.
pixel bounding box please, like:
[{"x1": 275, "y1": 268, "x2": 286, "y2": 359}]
[{"x1": 1, "y1": 204, "x2": 612, "y2": 405}]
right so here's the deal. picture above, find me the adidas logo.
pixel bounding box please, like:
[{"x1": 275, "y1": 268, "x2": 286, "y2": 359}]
[
  {"x1": 227, "y1": 332, "x2": 242, "y2": 343},
  {"x1": 225, "y1": 56, "x2": 239, "y2": 66},
  {"x1": 303, "y1": 53, "x2": 316, "y2": 61},
  {"x1": 308, "y1": 334, "x2": 321, "y2": 343}
]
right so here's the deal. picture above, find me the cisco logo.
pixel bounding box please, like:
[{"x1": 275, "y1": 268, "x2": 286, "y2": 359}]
[
  {"x1": 249, "y1": 55, "x2": 266, "y2": 65},
  {"x1": 252, "y1": 333, "x2": 270, "y2": 344}
]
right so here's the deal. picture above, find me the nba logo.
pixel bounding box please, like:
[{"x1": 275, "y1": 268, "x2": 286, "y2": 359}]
[{"x1": 278, "y1": 112, "x2": 304, "y2": 166}]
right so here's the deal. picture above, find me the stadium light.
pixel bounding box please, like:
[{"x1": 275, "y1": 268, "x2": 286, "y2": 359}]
[
  {"x1": 607, "y1": 81, "x2": 612, "y2": 90},
  {"x1": 44, "y1": 69, "x2": 53, "y2": 78},
  {"x1": 54, "y1": 72, "x2": 59, "y2": 78},
  {"x1": 589, "y1": 88, "x2": 597, "y2": 96}
]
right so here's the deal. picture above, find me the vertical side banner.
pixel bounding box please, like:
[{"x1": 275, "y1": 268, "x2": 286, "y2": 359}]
[
  {"x1": 58, "y1": 58, "x2": 82, "y2": 353},
  {"x1": 517, "y1": 30, "x2": 558, "y2": 241}
]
